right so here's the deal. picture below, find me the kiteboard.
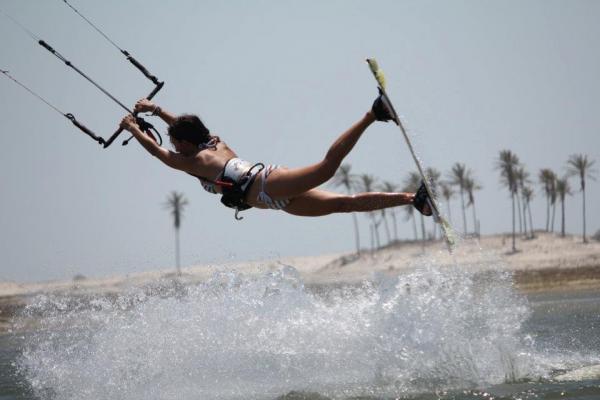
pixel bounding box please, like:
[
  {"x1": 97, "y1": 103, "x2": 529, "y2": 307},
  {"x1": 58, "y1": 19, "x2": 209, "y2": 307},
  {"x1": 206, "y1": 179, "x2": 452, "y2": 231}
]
[{"x1": 366, "y1": 58, "x2": 457, "y2": 252}]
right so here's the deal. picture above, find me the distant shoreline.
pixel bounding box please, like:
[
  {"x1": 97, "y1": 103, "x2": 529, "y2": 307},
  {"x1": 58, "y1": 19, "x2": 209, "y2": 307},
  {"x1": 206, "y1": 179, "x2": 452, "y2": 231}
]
[
  {"x1": 1, "y1": 232, "x2": 599, "y2": 333},
  {"x1": 514, "y1": 265, "x2": 600, "y2": 293}
]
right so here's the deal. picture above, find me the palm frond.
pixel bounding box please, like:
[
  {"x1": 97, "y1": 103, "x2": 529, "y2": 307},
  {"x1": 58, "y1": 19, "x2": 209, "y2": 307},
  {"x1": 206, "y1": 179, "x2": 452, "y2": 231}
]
[
  {"x1": 464, "y1": 175, "x2": 482, "y2": 206},
  {"x1": 567, "y1": 154, "x2": 597, "y2": 190},
  {"x1": 403, "y1": 171, "x2": 421, "y2": 192},
  {"x1": 447, "y1": 163, "x2": 468, "y2": 188},
  {"x1": 555, "y1": 177, "x2": 572, "y2": 198},
  {"x1": 359, "y1": 174, "x2": 378, "y2": 192},
  {"x1": 496, "y1": 150, "x2": 520, "y2": 193},
  {"x1": 164, "y1": 191, "x2": 188, "y2": 229},
  {"x1": 538, "y1": 168, "x2": 556, "y2": 196},
  {"x1": 379, "y1": 180, "x2": 399, "y2": 193},
  {"x1": 522, "y1": 186, "x2": 534, "y2": 202},
  {"x1": 331, "y1": 163, "x2": 359, "y2": 193}
]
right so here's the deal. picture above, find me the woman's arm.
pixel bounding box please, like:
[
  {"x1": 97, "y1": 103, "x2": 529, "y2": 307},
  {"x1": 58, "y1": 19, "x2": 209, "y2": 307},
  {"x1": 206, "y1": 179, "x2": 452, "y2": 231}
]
[
  {"x1": 154, "y1": 107, "x2": 177, "y2": 126},
  {"x1": 120, "y1": 115, "x2": 191, "y2": 171},
  {"x1": 134, "y1": 98, "x2": 177, "y2": 126}
]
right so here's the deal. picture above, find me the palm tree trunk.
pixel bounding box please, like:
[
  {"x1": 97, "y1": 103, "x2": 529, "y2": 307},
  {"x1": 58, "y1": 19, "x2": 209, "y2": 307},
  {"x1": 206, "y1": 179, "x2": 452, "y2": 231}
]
[
  {"x1": 352, "y1": 213, "x2": 361, "y2": 255},
  {"x1": 522, "y1": 199, "x2": 528, "y2": 238},
  {"x1": 583, "y1": 187, "x2": 587, "y2": 243},
  {"x1": 545, "y1": 195, "x2": 550, "y2": 232},
  {"x1": 420, "y1": 214, "x2": 426, "y2": 252},
  {"x1": 511, "y1": 192, "x2": 516, "y2": 252},
  {"x1": 175, "y1": 228, "x2": 181, "y2": 275},
  {"x1": 460, "y1": 189, "x2": 467, "y2": 234},
  {"x1": 551, "y1": 201, "x2": 556, "y2": 232},
  {"x1": 446, "y1": 201, "x2": 453, "y2": 224},
  {"x1": 391, "y1": 211, "x2": 398, "y2": 242},
  {"x1": 471, "y1": 203, "x2": 477, "y2": 237},
  {"x1": 561, "y1": 197, "x2": 566, "y2": 237},
  {"x1": 527, "y1": 199, "x2": 535, "y2": 239},
  {"x1": 516, "y1": 190, "x2": 523, "y2": 235},
  {"x1": 411, "y1": 214, "x2": 418, "y2": 241},
  {"x1": 382, "y1": 213, "x2": 392, "y2": 245}
]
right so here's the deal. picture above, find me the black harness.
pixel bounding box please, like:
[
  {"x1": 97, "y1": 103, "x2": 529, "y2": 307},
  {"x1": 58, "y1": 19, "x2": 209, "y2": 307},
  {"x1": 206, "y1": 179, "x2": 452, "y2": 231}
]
[
  {"x1": 192, "y1": 160, "x2": 265, "y2": 220},
  {"x1": 219, "y1": 162, "x2": 265, "y2": 220}
]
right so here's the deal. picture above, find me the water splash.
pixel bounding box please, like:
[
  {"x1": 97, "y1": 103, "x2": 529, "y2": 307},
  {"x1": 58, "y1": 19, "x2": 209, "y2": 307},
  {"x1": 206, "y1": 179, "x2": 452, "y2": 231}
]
[{"x1": 16, "y1": 261, "x2": 535, "y2": 400}]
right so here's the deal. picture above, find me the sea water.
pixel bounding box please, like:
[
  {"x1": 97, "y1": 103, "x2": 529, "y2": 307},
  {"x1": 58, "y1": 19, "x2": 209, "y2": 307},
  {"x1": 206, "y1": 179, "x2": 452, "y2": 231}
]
[{"x1": 1, "y1": 258, "x2": 600, "y2": 400}]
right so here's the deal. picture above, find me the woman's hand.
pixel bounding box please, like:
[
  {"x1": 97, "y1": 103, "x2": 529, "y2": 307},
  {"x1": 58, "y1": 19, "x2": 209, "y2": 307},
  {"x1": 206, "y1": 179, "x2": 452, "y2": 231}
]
[
  {"x1": 134, "y1": 98, "x2": 156, "y2": 113},
  {"x1": 120, "y1": 114, "x2": 139, "y2": 132}
]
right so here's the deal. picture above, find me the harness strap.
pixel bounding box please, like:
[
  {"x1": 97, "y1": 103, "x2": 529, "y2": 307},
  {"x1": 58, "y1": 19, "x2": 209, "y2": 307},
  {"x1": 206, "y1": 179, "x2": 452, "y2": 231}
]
[
  {"x1": 198, "y1": 136, "x2": 220, "y2": 151},
  {"x1": 190, "y1": 156, "x2": 264, "y2": 220},
  {"x1": 220, "y1": 162, "x2": 265, "y2": 220}
]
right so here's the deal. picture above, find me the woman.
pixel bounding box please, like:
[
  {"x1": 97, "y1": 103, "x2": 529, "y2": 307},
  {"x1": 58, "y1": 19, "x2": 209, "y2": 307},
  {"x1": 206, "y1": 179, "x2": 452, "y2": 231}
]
[{"x1": 120, "y1": 93, "x2": 432, "y2": 219}]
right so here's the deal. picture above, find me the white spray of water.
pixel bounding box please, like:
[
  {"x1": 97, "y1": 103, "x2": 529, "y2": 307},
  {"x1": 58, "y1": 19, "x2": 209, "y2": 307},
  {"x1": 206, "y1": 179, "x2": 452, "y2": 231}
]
[{"x1": 17, "y1": 260, "x2": 535, "y2": 400}]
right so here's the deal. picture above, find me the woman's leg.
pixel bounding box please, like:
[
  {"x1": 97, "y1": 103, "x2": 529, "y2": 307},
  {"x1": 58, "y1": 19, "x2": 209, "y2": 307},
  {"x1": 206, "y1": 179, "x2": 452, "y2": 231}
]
[
  {"x1": 283, "y1": 189, "x2": 415, "y2": 217},
  {"x1": 264, "y1": 112, "x2": 377, "y2": 199}
]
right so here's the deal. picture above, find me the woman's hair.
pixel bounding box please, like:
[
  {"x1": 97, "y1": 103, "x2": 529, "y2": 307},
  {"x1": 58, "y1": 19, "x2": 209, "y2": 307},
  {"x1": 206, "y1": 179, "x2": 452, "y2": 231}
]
[{"x1": 168, "y1": 114, "x2": 211, "y2": 145}]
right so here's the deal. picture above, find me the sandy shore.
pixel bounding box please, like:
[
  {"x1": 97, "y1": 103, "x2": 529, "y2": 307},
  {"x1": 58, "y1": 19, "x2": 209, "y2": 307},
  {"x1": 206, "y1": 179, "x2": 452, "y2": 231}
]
[{"x1": 1, "y1": 232, "x2": 599, "y2": 332}]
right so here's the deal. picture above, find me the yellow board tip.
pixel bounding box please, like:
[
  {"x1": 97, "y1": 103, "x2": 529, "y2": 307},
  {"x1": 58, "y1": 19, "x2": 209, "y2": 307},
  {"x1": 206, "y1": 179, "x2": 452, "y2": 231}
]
[{"x1": 366, "y1": 58, "x2": 386, "y2": 89}]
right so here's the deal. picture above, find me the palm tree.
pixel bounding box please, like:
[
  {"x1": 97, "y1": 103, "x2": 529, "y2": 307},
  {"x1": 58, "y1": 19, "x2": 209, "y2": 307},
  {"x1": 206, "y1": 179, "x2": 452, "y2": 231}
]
[
  {"x1": 379, "y1": 208, "x2": 392, "y2": 245},
  {"x1": 515, "y1": 166, "x2": 531, "y2": 236},
  {"x1": 464, "y1": 174, "x2": 482, "y2": 237},
  {"x1": 425, "y1": 167, "x2": 441, "y2": 239},
  {"x1": 425, "y1": 167, "x2": 442, "y2": 191},
  {"x1": 555, "y1": 177, "x2": 572, "y2": 237},
  {"x1": 522, "y1": 186, "x2": 535, "y2": 239},
  {"x1": 380, "y1": 181, "x2": 400, "y2": 242},
  {"x1": 496, "y1": 150, "x2": 520, "y2": 252},
  {"x1": 402, "y1": 184, "x2": 418, "y2": 240},
  {"x1": 404, "y1": 171, "x2": 425, "y2": 243},
  {"x1": 538, "y1": 169, "x2": 555, "y2": 232},
  {"x1": 359, "y1": 174, "x2": 380, "y2": 250},
  {"x1": 164, "y1": 191, "x2": 188, "y2": 275},
  {"x1": 550, "y1": 177, "x2": 557, "y2": 233},
  {"x1": 332, "y1": 164, "x2": 361, "y2": 254},
  {"x1": 567, "y1": 154, "x2": 597, "y2": 243},
  {"x1": 440, "y1": 181, "x2": 454, "y2": 224},
  {"x1": 447, "y1": 163, "x2": 469, "y2": 234}
]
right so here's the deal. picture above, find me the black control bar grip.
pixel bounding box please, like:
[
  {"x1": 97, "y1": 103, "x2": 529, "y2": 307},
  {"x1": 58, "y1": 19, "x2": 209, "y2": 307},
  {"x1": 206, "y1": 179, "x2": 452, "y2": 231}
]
[{"x1": 102, "y1": 82, "x2": 164, "y2": 148}]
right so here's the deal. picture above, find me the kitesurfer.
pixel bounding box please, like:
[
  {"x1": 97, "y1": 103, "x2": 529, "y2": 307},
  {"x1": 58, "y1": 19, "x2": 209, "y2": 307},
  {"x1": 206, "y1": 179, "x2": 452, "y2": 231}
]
[{"x1": 120, "y1": 93, "x2": 432, "y2": 218}]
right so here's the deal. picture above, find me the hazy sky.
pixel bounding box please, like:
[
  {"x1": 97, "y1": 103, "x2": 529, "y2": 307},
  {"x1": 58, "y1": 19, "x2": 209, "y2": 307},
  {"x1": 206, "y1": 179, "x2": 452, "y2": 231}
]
[{"x1": 1, "y1": 0, "x2": 599, "y2": 283}]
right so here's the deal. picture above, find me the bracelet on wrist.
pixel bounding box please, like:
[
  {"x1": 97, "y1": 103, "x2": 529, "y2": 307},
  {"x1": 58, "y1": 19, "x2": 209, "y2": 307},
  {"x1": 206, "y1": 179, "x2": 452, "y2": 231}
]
[{"x1": 152, "y1": 105, "x2": 162, "y2": 116}]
